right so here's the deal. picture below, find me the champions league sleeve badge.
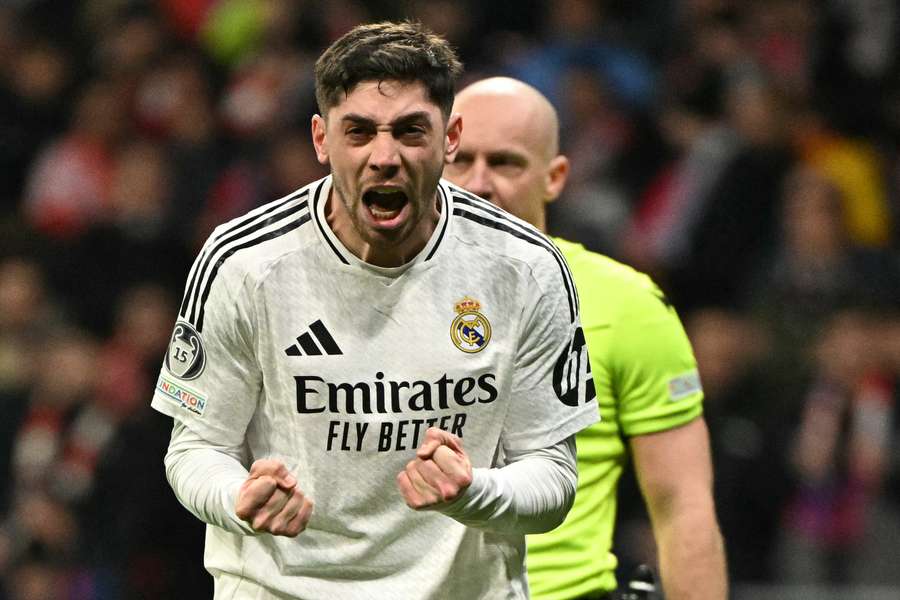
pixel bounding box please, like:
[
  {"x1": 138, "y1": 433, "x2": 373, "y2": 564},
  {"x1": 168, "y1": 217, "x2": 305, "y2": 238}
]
[
  {"x1": 450, "y1": 296, "x2": 492, "y2": 353},
  {"x1": 165, "y1": 321, "x2": 207, "y2": 380}
]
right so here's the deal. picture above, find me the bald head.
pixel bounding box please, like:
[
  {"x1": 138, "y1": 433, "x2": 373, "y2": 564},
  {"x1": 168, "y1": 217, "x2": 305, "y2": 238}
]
[
  {"x1": 445, "y1": 77, "x2": 569, "y2": 231},
  {"x1": 455, "y1": 77, "x2": 560, "y2": 159}
]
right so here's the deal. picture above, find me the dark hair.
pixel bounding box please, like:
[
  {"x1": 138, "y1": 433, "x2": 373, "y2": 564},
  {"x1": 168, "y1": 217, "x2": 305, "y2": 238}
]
[{"x1": 314, "y1": 21, "x2": 462, "y2": 120}]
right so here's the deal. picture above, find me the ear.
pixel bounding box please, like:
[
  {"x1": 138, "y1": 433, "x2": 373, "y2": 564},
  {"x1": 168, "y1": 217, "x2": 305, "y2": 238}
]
[
  {"x1": 311, "y1": 114, "x2": 329, "y2": 165},
  {"x1": 545, "y1": 155, "x2": 569, "y2": 204},
  {"x1": 444, "y1": 113, "x2": 462, "y2": 164}
]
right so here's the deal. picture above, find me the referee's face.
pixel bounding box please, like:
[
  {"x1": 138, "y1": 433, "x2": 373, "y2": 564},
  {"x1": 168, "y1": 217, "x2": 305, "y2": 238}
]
[
  {"x1": 312, "y1": 80, "x2": 461, "y2": 266},
  {"x1": 445, "y1": 81, "x2": 567, "y2": 233}
]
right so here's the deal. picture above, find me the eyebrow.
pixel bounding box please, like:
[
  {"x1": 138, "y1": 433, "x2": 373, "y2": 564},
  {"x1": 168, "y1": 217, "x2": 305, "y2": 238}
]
[
  {"x1": 457, "y1": 148, "x2": 528, "y2": 165},
  {"x1": 340, "y1": 111, "x2": 434, "y2": 128}
]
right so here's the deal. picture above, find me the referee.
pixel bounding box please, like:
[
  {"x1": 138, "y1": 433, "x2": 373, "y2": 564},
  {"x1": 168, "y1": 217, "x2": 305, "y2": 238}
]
[{"x1": 446, "y1": 77, "x2": 727, "y2": 600}]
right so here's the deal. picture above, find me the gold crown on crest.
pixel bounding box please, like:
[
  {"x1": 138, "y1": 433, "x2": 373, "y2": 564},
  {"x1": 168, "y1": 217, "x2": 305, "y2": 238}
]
[{"x1": 454, "y1": 296, "x2": 482, "y2": 314}]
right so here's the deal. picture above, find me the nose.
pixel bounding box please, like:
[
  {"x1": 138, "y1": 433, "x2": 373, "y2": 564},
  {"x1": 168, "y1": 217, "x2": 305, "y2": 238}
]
[
  {"x1": 368, "y1": 132, "x2": 401, "y2": 175},
  {"x1": 464, "y1": 159, "x2": 493, "y2": 201}
]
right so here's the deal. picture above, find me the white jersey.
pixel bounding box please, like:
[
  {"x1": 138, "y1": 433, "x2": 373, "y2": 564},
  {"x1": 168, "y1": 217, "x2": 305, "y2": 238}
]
[{"x1": 152, "y1": 175, "x2": 598, "y2": 599}]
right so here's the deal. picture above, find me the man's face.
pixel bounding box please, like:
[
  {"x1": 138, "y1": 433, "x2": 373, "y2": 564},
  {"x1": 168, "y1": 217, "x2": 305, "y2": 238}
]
[
  {"x1": 312, "y1": 80, "x2": 460, "y2": 259},
  {"x1": 444, "y1": 92, "x2": 553, "y2": 229}
]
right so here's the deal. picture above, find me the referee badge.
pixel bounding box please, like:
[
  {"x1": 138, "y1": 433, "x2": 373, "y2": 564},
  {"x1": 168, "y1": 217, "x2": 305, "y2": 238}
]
[{"x1": 450, "y1": 296, "x2": 491, "y2": 353}]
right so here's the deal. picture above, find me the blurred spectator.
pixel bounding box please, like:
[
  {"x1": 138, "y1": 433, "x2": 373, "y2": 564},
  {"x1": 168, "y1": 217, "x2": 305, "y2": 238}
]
[
  {"x1": 742, "y1": 0, "x2": 816, "y2": 102},
  {"x1": 21, "y1": 79, "x2": 129, "y2": 239},
  {"x1": 546, "y1": 67, "x2": 637, "y2": 255},
  {"x1": 0, "y1": 328, "x2": 98, "y2": 592},
  {"x1": 132, "y1": 50, "x2": 218, "y2": 144},
  {"x1": 0, "y1": 20, "x2": 73, "y2": 216},
  {"x1": 791, "y1": 108, "x2": 894, "y2": 248},
  {"x1": 5, "y1": 557, "x2": 69, "y2": 600},
  {"x1": 750, "y1": 165, "x2": 899, "y2": 378},
  {"x1": 200, "y1": 0, "x2": 268, "y2": 66},
  {"x1": 156, "y1": 0, "x2": 216, "y2": 42},
  {"x1": 80, "y1": 283, "x2": 212, "y2": 598},
  {"x1": 47, "y1": 139, "x2": 193, "y2": 334},
  {"x1": 88, "y1": 3, "x2": 169, "y2": 80},
  {"x1": 0, "y1": 286, "x2": 191, "y2": 597},
  {"x1": 217, "y1": 44, "x2": 314, "y2": 143},
  {"x1": 622, "y1": 65, "x2": 741, "y2": 290},
  {"x1": 405, "y1": 0, "x2": 484, "y2": 66},
  {"x1": 623, "y1": 9, "x2": 797, "y2": 312},
  {"x1": 200, "y1": 129, "x2": 327, "y2": 236},
  {"x1": 504, "y1": 0, "x2": 657, "y2": 111},
  {"x1": 132, "y1": 50, "x2": 224, "y2": 246},
  {"x1": 8, "y1": 329, "x2": 98, "y2": 497},
  {"x1": 0, "y1": 257, "x2": 55, "y2": 392},
  {"x1": 811, "y1": 0, "x2": 899, "y2": 137},
  {"x1": 779, "y1": 310, "x2": 896, "y2": 584},
  {"x1": 93, "y1": 284, "x2": 175, "y2": 423},
  {"x1": 0, "y1": 256, "x2": 60, "y2": 519},
  {"x1": 688, "y1": 308, "x2": 795, "y2": 583},
  {"x1": 85, "y1": 407, "x2": 212, "y2": 599},
  {"x1": 196, "y1": 0, "x2": 340, "y2": 67},
  {"x1": 666, "y1": 70, "x2": 794, "y2": 311}
]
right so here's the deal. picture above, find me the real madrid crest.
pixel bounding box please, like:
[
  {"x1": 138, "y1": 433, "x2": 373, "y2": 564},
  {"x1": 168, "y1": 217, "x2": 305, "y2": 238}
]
[{"x1": 450, "y1": 296, "x2": 491, "y2": 353}]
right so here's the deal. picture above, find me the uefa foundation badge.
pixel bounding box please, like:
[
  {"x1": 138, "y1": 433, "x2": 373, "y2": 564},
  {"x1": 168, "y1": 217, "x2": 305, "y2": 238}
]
[{"x1": 450, "y1": 296, "x2": 491, "y2": 353}]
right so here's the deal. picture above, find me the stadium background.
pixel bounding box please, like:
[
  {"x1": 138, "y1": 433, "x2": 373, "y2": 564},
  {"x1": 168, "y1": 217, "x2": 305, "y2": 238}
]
[{"x1": 1, "y1": 1, "x2": 899, "y2": 598}]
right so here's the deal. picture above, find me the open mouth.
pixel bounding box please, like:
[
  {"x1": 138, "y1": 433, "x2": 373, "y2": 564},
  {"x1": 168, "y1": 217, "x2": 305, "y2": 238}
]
[{"x1": 363, "y1": 188, "x2": 408, "y2": 224}]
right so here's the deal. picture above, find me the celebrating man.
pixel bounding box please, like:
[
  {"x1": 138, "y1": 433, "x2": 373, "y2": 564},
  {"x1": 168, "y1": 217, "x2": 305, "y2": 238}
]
[{"x1": 153, "y1": 23, "x2": 598, "y2": 599}]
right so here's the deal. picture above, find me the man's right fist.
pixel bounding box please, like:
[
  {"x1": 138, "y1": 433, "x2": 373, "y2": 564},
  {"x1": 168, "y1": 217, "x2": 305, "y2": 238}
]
[{"x1": 235, "y1": 459, "x2": 313, "y2": 537}]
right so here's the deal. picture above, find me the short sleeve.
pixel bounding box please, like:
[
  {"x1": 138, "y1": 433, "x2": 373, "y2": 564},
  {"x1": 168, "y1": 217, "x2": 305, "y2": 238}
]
[
  {"x1": 151, "y1": 247, "x2": 262, "y2": 447},
  {"x1": 612, "y1": 282, "x2": 703, "y2": 437},
  {"x1": 502, "y1": 255, "x2": 599, "y2": 451}
]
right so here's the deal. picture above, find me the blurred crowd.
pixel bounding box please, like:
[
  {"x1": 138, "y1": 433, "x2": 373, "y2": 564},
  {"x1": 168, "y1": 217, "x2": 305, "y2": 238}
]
[{"x1": 0, "y1": 0, "x2": 899, "y2": 598}]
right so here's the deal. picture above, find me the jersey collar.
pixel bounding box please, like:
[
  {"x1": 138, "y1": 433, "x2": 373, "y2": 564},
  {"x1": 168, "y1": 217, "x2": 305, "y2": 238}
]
[{"x1": 311, "y1": 175, "x2": 452, "y2": 272}]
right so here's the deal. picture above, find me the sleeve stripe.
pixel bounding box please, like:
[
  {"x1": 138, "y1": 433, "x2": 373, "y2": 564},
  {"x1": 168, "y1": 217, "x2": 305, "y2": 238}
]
[
  {"x1": 179, "y1": 188, "x2": 309, "y2": 319},
  {"x1": 179, "y1": 199, "x2": 309, "y2": 334},
  {"x1": 184, "y1": 198, "x2": 310, "y2": 326},
  {"x1": 452, "y1": 204, "x2": 577, "y2": 323},
  {"x1": 450, "y1": 192, "x2": 579, "y2": 316},
  {"x1": 178, "y1": 245, "x2": 209, "y2": 319},
  {"x1": 424, "y1": 184, "x2": 450, "y2": 261},
  {"x1": 195, "y1": 211, "x2": 312, "y2": 332},
  {"x1": 450, "y1": 191, "x2": 579, "y2": 313},
  {"x1": 311, "y1": 179, "x2": 350, "y2": 264}
]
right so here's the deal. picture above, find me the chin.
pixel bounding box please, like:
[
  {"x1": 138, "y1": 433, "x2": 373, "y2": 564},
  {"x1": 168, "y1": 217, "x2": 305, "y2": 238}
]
[{"x1": 368, "y1": 227, "x2": 408, "y2": 246}]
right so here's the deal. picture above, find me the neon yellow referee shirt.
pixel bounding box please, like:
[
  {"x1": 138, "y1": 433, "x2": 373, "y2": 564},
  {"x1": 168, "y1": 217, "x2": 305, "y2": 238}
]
[{"x1": 526, "y1": 239, "x2": 704, "y2": 600}]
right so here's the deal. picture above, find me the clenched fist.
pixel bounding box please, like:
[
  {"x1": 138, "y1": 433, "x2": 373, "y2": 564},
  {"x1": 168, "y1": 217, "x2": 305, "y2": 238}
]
[
  {"x1": 397, "y1": 427, "x2": 473, "y2": 509},
  {"x1": 235, "y1": 459, "x2": 314, "y2": 537}
]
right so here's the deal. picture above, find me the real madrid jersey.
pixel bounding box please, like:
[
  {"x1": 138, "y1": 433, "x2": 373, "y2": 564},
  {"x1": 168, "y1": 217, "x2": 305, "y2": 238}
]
[{"x1": 151, "y1": 176, "x2": 598, "y2": 600}]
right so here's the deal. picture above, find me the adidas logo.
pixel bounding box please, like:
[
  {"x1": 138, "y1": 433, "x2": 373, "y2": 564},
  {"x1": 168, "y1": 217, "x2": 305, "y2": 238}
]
[{"x1": 285, "y1": 320, "x2": 343, "y2": 356}]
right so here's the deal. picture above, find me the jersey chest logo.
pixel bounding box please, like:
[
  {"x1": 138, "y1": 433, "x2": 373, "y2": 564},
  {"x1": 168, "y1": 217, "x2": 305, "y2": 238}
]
[
  {"x1": 450, "y1": 296, "x2": 491, "y2": 353},
  {"x1": 284, "y1": 319, "x2": 343, "y2": 357}
]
